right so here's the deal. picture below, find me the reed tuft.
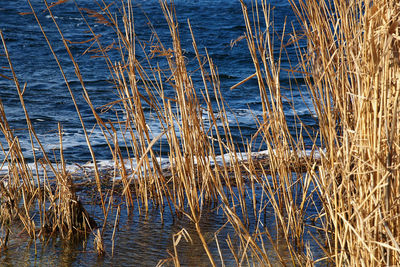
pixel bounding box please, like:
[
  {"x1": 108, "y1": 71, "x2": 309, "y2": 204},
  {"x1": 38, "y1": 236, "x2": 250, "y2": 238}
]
[{"x1": 0, "y1": 0, "x2": 399, "y2": 265}]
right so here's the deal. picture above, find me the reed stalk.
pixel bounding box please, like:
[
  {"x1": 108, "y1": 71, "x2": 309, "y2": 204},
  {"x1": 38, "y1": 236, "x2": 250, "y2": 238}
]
[
  {"x1": 1, "y1": 0, "x2": 398, "y2": 265},
  {"x1": 289, "y1": 0, "x2": 400, "y2": 265}
]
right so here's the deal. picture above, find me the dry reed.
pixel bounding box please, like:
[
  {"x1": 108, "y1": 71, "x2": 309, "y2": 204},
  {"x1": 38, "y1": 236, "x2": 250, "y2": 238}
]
[
  {"x1": 0, "y1": 0, "x2": 398, "y2": 266},
  {"x1": 289, "y1": 0, "x2": 400, "y2": 265}
]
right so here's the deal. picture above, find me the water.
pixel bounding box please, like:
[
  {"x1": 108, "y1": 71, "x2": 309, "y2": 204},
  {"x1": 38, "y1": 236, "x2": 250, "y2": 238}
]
[
  {"x1": 0, "y1": 203, "x2": 241, "y2": 266},
  {"x1": 0, "y1": 0, "x2": 321, "y2": 265},
  {"x1": 0, "y1": 183, "x2": 323, "y2": 266},
  {"x1": 0, "y1": 0, "x2": 317, "y2": 164}
]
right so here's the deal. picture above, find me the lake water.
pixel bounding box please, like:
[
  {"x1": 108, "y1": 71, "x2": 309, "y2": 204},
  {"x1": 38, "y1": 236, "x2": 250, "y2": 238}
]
[
  {"x1": 0, "y1": 0, "x2": 320, "y2": 266},
  {"x1": 0, "y1": 0, "x2": 316, "y2": 165}
]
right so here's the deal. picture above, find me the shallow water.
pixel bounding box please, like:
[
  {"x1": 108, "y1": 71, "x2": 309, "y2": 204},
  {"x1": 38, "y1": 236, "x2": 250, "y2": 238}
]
[
  {"x1": 0, "y1": 0, "x2": 322, "y2": 266},
  {"x1": 0, "y1": 182, "x2": 323, "y2": 266}
]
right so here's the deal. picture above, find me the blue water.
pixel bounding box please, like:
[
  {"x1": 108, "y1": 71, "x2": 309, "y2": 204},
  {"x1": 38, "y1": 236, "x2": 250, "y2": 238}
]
[{"x1": 0, "y1": 0, "x2": 316, "y2": 166}]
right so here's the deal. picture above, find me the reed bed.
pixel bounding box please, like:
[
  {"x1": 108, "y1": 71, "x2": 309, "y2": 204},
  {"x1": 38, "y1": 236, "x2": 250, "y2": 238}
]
[
  {"x1": 288, "y1": 0, "x2": 400, "y2": 265},
  {"x1": 0, "y1": 0, "x2": 399, "y2": 266}
]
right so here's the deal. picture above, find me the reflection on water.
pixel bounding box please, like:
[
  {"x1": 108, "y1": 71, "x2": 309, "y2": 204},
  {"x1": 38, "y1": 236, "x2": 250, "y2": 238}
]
[
  {"x1": 0, "y1": 206, "x2": 239, "y2": 266},
  {"x1": 0, "y1": 183, "x2": 323, "y2": 266}
]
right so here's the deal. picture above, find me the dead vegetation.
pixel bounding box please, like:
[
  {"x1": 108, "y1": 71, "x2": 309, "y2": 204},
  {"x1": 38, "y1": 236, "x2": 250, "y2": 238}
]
[{"x1": 0, "y1": 0, "x2": 399, "y2": 266}]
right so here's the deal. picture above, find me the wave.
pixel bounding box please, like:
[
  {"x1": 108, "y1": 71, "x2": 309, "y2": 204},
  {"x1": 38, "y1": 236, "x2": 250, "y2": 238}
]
[{"x1": 0, "y1": 148, "x2": 323, "y2": 181}]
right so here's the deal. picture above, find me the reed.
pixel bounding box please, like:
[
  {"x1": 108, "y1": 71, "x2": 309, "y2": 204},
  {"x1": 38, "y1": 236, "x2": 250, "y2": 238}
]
[
  {"x1": 289, "y1": 0, "x2": 400, "y2": 265},
  {"x1": 0, "y1": 11, "x2": 99, "y2": 245},
  {"x1": 98, "y1": 1, "x2": 243, "y2": 264},
  {"x1": 0, "y1": 0, "x2": 322, "y2": 264},
  {"x1": 0, "y1": 0, "x2": 398, "y2": 265}
]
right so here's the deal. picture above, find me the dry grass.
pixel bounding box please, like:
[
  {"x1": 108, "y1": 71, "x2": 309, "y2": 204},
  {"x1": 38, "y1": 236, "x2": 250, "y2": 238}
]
[
  {"x1": 0, "y1": 27, "x2": 98, "y2": 244},
  {"x1": 0, "y1": 0, "x2": 399, "y2": 266},
  {"x1": 289, "y1": 0, "x2": 400, "y2": 265}
]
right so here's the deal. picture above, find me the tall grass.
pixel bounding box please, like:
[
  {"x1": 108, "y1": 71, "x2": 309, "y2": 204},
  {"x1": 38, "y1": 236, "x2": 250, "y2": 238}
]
[
  {"x1": 0, "y1": 29, "x2": 97, "y2": 243},
  {"x1": 289, "y1": 0, "x2": 400, "y2": 265},
  {"x1": 0, "y1": 0, "x2": 399, "y2": 265}
]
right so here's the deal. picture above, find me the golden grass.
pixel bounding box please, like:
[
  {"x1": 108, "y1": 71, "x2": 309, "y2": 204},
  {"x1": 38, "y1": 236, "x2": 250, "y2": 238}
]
[
  {"x1": 288, "y1": 0, "x2": 400, "y2": 265},
  {"x1": 0, "y1": 0, "x2": 399, "y2": 266}
]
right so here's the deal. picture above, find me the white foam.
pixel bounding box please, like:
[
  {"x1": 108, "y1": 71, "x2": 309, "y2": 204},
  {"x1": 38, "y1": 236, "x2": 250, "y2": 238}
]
[
  {"x1": 0, "y1": 147, "x2": 323, "y2": 181},
  {"x1": 45, "y1": 15, "x2": 59, "y2": 19}
]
